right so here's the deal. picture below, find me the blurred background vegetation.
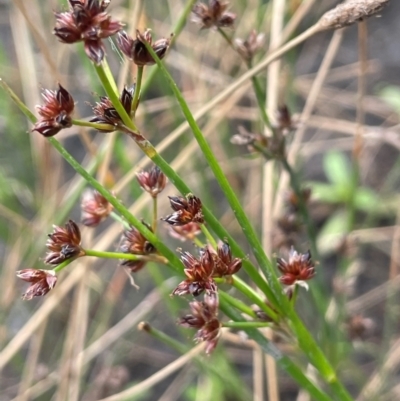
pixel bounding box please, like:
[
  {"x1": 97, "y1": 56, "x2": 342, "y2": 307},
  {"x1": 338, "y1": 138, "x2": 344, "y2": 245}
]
[{"x1": 1, "y1": 0, "x2": 400, "y2": 400}]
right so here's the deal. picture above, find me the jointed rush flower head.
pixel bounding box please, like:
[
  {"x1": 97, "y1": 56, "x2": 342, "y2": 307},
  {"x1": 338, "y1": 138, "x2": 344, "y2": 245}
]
[
  {"x1": 162, "y1": 194, "x2": 204, "y2": 226},
  {"x1": 234, "y1": 30, "x2": 264, "y2": 60},
  {"x1": 136, "y1": 166, "x2": 167, "y2": 198},
  {"x1": 277, "y1": 247, "x2": 315, "y2": 287},
  {"x1": 90, "y1": 86, "x2": 134, "y2": 131},
  {"x1": 168, "y1": 222, "x2": 201, "y2": 242},
  {"x1": 45, "y1": 220, "x2": 84, "y2": 265},
  {"x1": 53, "y1": 0, "x2": 123, "y2": 64},
  {"x1": 16, "y1": 269, "x2": 57, "y2": 300},
  {"x1": 32, "y1": 84, "x2": 74, "y2": 137},
  {"x1": 172, "y1": 247, "x2": 216, "y2": 296},
  {"x1": 179, "y1": 292, "x2": 221, "y2": 354},
  {"x1": 192, "y1": 0, "x2": 236, "y2": 30},
  {"x1": 119, "y1": 223, "x2": 156, "y2": 272},
  {"x1": 212, "y1": 241, "x2": 242, "y2": 277},
  {"x1": 81, "y1": 189, "x2": 113, "y2": 227},
  {"x1": 117, "y1": 29, "x2": 171, "y2": 66}
]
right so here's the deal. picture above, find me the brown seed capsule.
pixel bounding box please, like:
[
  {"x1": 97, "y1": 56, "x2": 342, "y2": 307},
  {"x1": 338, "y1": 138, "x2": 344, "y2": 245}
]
[
  {"x1": 234, "y1": 30, "x2": 264, "y2": 60},
  {"x1": 119, "y1": 223, "x2": 156, "y2": 272},
  {"x1": 136, "y1": 166, "x2": 167, "y2": 198},
  {"x1": 117, "y1": 29, "x2": 171, "y2": 66},
  {"x1": 179, "y1": 292, "x2": 221, "y2": 354},
  {"x1": 212, "y1": 241, "x2": 242, "y2": 277},
  {"x1": 16, "y1": 269, "x2": 57, "y2": 300},
  {"x1": 53, "y1": 0, "x2": 123, "y2": 64},
  {"x1": 162, "y1": 194, "x2": 204, "y2": 226},
  {"x1": 172, "y1": 248, "x2": 216, "y2": 296},
  {"x1": 81, "y1": 189, "x2": 113, "y2": 227},
  {"x1": 192, "y1": 0, "x2": 236, "y2": 30},
  {"x1": 277, "y1": 248, "x2": 315, "y2": 287},
  {"x1": 45, "y1": 220, "x2": 84, "y2": 265},
  {"x1": 90, "y1": 86, "x2": 134, "y2": 131},
  {"x1": 32, "y1": 84, "x2": 74, "y2": 137}
]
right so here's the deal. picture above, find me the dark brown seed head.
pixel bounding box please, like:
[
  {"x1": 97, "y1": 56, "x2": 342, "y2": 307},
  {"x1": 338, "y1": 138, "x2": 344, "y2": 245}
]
[
  {"x1": 213, "y1": 241, "x2": 242, "y2": 277},
  {"x1": 32, "y1": 84, "x2": 74, "y2": 137},
  {"x1": 235, "y1": 30, "x2": 264, "y2": 60},
  {"x1": 172, "y1": 248, "x2": 216, "y2": 296},
  {"x1": 136, "y1": 166, "x2": 167, "y2": 198},
  {"x1": 119, "y1": 223, "x2": 155, "y2": 272},
  {"x1": 53, "y1": 0, "x2": 123, "y2": 64},
  {"x1": 81, "y1": 189, "x2": 113, "y2": 227},
  {"x1": 90, "y1": 86, "x2": 134, "y2": 131},
  {"x1": 16, "y1": 269, "x2": 57, "y2": 300},
  {"x1": 117, "y1": 29, "x2": 171, "y2": 66},
  {"x1": 179, "y1": 292, "x2": 221, "y2": 354},
  {"x1": 45, "y1": 220, "x2": 83, "y2": 265},
  {"x1": 162, "y1": 194, "x2": 204, "y2": 226},
  {"x1": 277, "y1": 247, "x2": 315, "y2": 286},
  {"x1": 192, "y1": 0, "x2": 236, "y2": 30}
]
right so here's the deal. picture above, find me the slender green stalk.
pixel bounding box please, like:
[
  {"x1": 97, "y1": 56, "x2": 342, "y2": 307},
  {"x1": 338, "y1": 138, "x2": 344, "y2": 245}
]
[
  {"x1": 71, "y1": 119, "x2": 114, "y2": 131},
  {"x1": 142, "y1": 42, "x2": 354, "y2": 400},
  {"x1": 110, "y1": 211, "x2": 129, "y2": 228},
  {"x1": 152, "y1": 196, "x2": 158, "y2": 232},
  {"x1": 219, "y1": 291, "x2": 257, "y2": 318},
  {"x1": 132, "y1": 66, "x2": 143, "y2": 116},
  {"x1": 53, "y1": 258, "x2": 78, "y2": 273},
  {"x1": 230, "y1": 276, "x2": 279, "y2": 322},
  {"x1": 217, "y1": 28, "x2": 271, "y2": 129},
  {"x1": 222, "y1": 321, "x2": 271, "y2": 329},
  {"x1": 92, "y1": 61, "x2": 277, "y2": 310},
  {"x1": 200, "y1": 224, "x2": 217, "y2": 248},
  {"x1": 220, "y1": 300, "x2": 335, "y2": 401},
  {"x1": 84, "y1": 249, "x2": 168, "y2": 264},
  {"x1": 48, "y1": 137, "x2": 182, "y2": 273}
]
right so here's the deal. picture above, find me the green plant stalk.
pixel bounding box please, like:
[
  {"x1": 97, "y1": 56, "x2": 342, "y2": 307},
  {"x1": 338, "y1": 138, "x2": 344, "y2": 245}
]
[
  {"x1": 92, "y1": 61, "x2": 279, "y2": 311},
  {"x1": 110, "y1": 211, "x2": 129, "y2": 228},
  {"x1": 53, "y1": 258, "x2": 77, "y2": 273},
  {"x1": 222, "y1": 321, "x2": 271, "y2": 329},
  {"x1": 217, "y1": 28, "x2": 271, "y2": 130},
  {"x1": 71, "y1": 119, "x2": 115, "y2": 131},
  {"x1": 219, "y1": 291, "x2": 258, "y2": 318},
  {"x1": 152, "y1": 196, "x2": 158, "y2": 232},
  {"x1": 140, "y1": 0, "x2": 198, "y2": 94},
  {"x1": 200, "y1": 224, "x2": 217, "y2": 248},
  {"x1": 48, "y1": 136, "x2": 182, "y2": 271},
  {"x1": 230, "y1": 276, "x2": 279, "y2": 322},
  {"x1": 220, "y1": 300, "x2": 335, "y2": 401},
  {"x1": 132, "y1": 66, "x2": 143, "y2": 116},
  {"x1": 84, "y1": 249, "x2": 167, "y2": 264},
  {"x1": 142, "y1": 43, "x2": 354, "y2": 400}
]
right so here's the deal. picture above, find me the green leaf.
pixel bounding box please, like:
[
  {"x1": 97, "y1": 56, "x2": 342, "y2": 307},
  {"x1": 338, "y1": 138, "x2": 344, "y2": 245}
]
[
  {"x1": 379, "y1": 85, "x2": 400, "y2": 114},
  {"x1": 323, "y1": 151, "x2": 352, "y2": 188},
  {"x1": 318, "y1": 210, "x2": 349, "y2": 253}
]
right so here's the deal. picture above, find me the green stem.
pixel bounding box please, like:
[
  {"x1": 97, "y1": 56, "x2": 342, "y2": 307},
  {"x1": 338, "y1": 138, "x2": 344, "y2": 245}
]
[
  {"x1": 92, "y1": 61, "x2": 277, "y2": 310},
  {"x1": 222, "y1": 321, "x2": 271, "y2": 329},
  {"x1": 219, "y1": 291, "x2": 257, "y2": 318},
  {"x1": 110, "y1": 211, "x2": 129, "y2": 228},
  {"x1": 84, "y1": 249, "x2": 167, "y2": 264},
  {"x1": 217, "y1": 28, "x2": 271, "y2": 129},
  {"x1": 48, "y1": 136, "x2": 182, "y2": 273},
  {"x1": 200, "y1": 224, "x2": 217, "y2": 248},
  {"x1": 230, "y1": 276, "x2": 279, "y2": 323},
  {"x1": 152, "y1": 196, "x2": 158, "y2": 232},
  {"x1": 53, "y1": 258, "x2": 78, "y2": 273},
  {"x1": 132, "y1": 66, "x2": 143, "y2": 116},
  {"x1": 141, "y1": 41, "x2": 354, "y2": 400},
  {"x1": 219, "y1": 300, "x2": 335, "y2": 401},
  {"x1": 71, "y1": 119, "x2": 115, "y2": 131}
]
